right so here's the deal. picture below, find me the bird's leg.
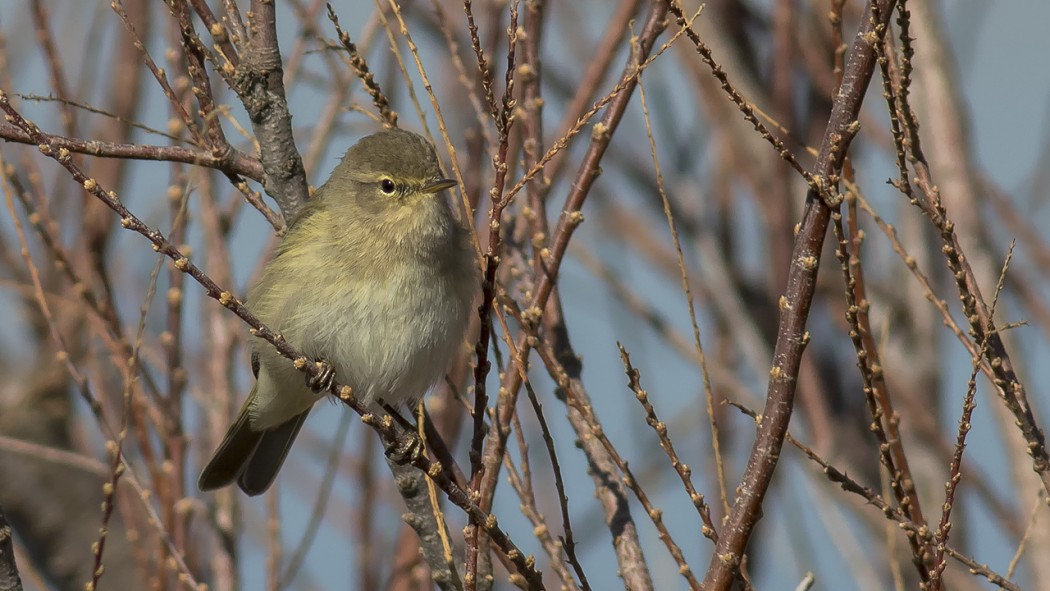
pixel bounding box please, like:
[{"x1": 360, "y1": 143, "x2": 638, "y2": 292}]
[
  {"x1": 382, "y1": 402, "x2": 423, "y2": 464},
  {"x1": 384, "y1": 435, "x2": 423, "y2": 465},
  {"x1": 305, "y1": 357, "x2": 336, "y2": 393}
]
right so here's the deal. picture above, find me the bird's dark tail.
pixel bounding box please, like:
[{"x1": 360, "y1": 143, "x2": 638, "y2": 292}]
[
  {"x1": 199, "y1": 390, "x2": 309, "y2": 496},
  {"x1": 236, "y1": 411, "x2": 309, "y2": 495}
]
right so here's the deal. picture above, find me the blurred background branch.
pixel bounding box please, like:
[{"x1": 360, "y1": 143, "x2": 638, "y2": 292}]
[{"x1": 0, "y1": 0, "x2": 1047, "y2": 590}]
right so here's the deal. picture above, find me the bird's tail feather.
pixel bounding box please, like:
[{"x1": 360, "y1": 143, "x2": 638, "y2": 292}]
[
  {"x1": 236, "y1": 410, "x2": 309, "y2": 496},
  {"x1": 198, "y1": 397, "x2": 262, "y2": 492},
  {"x1": 199, "y1": 388, "x2": 310, "y2": 496}
]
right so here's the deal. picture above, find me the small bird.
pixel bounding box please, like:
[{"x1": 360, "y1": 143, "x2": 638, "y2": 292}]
[{"x1": 199, "y1": 128, "x2": 478, "y2": 495}]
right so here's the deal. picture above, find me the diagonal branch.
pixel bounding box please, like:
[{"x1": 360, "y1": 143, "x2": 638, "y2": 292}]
[
  {"x1": 680, "y1": 0, "x2": 901, "y2": 587},
  {"x1": 0, "y1": 91, "x2": 544, "y2": 589}
]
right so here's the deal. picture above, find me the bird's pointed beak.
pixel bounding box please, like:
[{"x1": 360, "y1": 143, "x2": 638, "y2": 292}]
[{"x1": 422, "y1": 178, "x2": 457, "y2": 194}]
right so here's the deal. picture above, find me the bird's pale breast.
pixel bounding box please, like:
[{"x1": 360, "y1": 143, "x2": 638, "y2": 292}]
[{"x1": 246, "y1": 207, "x2": 474, "y2": 429}]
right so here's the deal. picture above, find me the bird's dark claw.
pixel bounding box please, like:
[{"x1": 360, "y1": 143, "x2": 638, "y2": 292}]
[
  {"x1": 306, "y1": 358, "x2": 336, "y2": 393},
  {"x1": 379, "y1": 402, "x2": 422, "y2": 464},
  {"x1": 384, "y1": 434, "x2": 423, "y2": 465}
]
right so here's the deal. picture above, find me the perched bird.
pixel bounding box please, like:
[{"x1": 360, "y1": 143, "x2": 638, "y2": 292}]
[{"x1": 199, "y1": 128, "x2": 478, "y2": 495}]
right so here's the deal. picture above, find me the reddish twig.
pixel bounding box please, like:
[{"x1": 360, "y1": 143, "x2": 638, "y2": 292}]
[
  {"x1": 326, "y1": 4, "x2": 398, "y2": 127},
  {"x1": 477, "y1": 2, "x2": 674, "y2": 525},
  {"x1": 883, "y1": 2, "x2": 1050, "y2": 502},
  {"x1": 618, "y1": 346, "x2": 719, "y2": 545},
  {"x1": 686, "y1": 0, "x2": 900, "y2": 586},
  {"x1": 0, "y1": 92, "x2": 545, "y2": 588},
  {"x1": 728, "y1": 401, "x2": 1023, "y2": 591}
]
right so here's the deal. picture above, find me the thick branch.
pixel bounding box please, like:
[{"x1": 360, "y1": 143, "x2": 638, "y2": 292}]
[
  {"x1": 694, "y1": 0, "x2": 898, "y2": 588},
  {"x1": 388, "y1": 459, "x2": 462, "y2": 591},
  {"x1": 237, "y1": 0, "x2": 310, "y2": 220}
]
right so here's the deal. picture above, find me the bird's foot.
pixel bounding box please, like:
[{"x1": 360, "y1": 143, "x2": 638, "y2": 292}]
[
  {"x1": 379, "y1": 402, "x2": 423, "y2": 464},
  {"x1": 306, "y1": 358, "x2": 336, "y2": 393},
  {"x1": 384, "y1": 433, "x2": 423, "y2": 465}
]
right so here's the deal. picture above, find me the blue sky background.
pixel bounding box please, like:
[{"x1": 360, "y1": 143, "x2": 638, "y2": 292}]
[{"x1": 2, "y1": 0, "x2": 1049, "y2": 589}]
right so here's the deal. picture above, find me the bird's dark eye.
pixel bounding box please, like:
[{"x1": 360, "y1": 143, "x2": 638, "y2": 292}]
[{"x1": 380, "y1": 179, "x2": 396, "y2": 195}]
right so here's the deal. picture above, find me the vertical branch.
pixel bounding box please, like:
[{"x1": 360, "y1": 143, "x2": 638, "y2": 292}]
[
  {"x1": 30, "y1": 0, "x2": 76, "y2": 134},
  {"x1": 478, "y1": 0, "x2": 674, "y2": 504},
  {"x1": 239, "y1": 0, "x2": 310, "y2": 220},
  {"x1": 516, "y1": 4, "x2": 590, "y2": 583},
  {"x1": 474, "y1": 3, "x2": 673, "y2": 589},
  {"x1": 465, "y1": 3, "x2": 520, "y2": 584},
  {"x1": 695, "y1": 0, "x2": 899, "y2": 587},
  {"x1": 898, "y1": 0, "x2": 1050, "y2": 501},
  {"x1": 169, "y1": 0, "x2": 231, "y2": 153},
  {"x1": 929, "y1": 245, "x2": 1014, "y2": 589}
]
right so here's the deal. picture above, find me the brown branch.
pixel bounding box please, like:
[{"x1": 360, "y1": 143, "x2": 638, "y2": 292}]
[
  {"x1": 0, "y1": 123, "x2": 263, "y2": 179},
  {"x1": 236, "y1": 0, "x2": 310, "y2": 221},
  {"x1": 186, "y1": 0, "x2": 242, "y2": 69},
  {"x1": 890, "y1": 1, "x2": 1050, "y2": 503},
  {"x1": 0, "y1": 92, "x2": 544, "y2": 589},
  {"x1": 463, "y1": 0, "x2": 498, "y2": 120},
  {"x1": 326, "y1": 4, "x2": 398, "y2": 127},
  {"x1": 475, "y1": 3, "x2": 673, "y2": 588},
  {"x1": 930, "y1": 244, "x2": 1013, "y2": 589},
  {"x1": 169, "y1": 0, "x2": 231, "y2": 152},
  {"x1": 729, "y1": 401, "x2": 1023, "y2": 591},
  {"x1": 830, "y1": 195, "x2": 933, "y2": 583},
  {"x1": 618, "y1": 346, "x2": 719, "y2": 545},
  {"x1": 0, "y1": 121, "x2": 281, "y2": 230},
  {"x1": 521, "y1": 367, "x2": 588, "y2": 590},
  {"x1": 478, "y1": 0, "x2": 672, "y2": 507},
  {"x1": 686, "y1": 0, "x2": 900, "y2": 587},
  {"x1": 527, "y1": 335, "x2": 656, "y2": 591},
  {"x1": 462, "y1": 2, "x2": 521, "y2": 585}
]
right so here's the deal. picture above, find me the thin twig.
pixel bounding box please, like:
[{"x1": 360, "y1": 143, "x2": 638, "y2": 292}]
[
  {"x1": 326, "y1": 3, "x2": 398, "y2": 127},
  {"x1": 0, "y1": 90, "x2": 544, "y2": 589}
]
